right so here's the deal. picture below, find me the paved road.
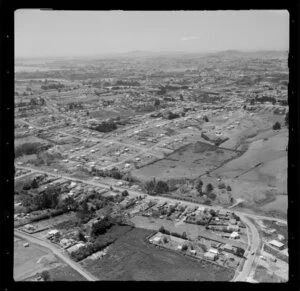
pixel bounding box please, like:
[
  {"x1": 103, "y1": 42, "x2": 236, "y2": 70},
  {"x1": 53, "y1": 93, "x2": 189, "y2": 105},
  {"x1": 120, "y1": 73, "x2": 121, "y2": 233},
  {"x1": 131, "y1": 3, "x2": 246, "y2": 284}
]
[
  {"x1": 15, "y1": 165, "x2": 287, "y2": 225},
  {"x1": 14, "y1": 229, "x2": 98, "y2": 281},
  {"x1": 233, "y1": 214, "x2": 261, "y2": 282}
]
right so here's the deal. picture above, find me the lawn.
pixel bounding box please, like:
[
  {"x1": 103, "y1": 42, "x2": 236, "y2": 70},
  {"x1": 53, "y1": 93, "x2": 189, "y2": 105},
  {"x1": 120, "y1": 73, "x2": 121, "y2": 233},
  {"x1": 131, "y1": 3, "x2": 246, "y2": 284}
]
[{"x1": 81, "y1": 227, "x2": 234, "y2": 281}]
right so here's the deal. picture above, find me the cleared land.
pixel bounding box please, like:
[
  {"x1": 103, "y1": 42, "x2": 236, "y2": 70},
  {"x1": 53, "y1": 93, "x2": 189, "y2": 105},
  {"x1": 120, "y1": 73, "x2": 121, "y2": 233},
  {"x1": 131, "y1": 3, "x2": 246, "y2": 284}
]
[
  {"x1": 132, "y1": 141, "x2": 239, "y2": 181},
  {"x1": 211, "y1": 129, "x2": 287, "y2": 218},
  {"x1": 81, "y1": 227, "x2": 234, "y2": 281}
]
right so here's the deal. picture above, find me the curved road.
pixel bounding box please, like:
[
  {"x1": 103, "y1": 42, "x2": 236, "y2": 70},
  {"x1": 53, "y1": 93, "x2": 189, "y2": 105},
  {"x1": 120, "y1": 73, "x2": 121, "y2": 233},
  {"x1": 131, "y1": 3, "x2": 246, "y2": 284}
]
[
  {"x1": 233, "y1": 214, "x2": 261, "y2": 282},
  {"x1": 14, "y1": 229, "x2": 98, "y2": 281}
]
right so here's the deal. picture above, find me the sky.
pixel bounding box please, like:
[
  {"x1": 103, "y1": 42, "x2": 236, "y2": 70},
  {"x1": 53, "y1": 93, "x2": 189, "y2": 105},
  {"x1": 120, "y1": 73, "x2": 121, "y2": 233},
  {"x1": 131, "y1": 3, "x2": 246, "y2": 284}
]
[{"x1": 15, "y1": 10, "x2": 289, "y2": 58}]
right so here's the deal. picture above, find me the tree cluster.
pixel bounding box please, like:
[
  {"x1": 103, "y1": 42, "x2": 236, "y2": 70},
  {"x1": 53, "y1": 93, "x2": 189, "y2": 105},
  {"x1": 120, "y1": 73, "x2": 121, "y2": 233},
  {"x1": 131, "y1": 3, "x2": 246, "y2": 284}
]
[
  {"x1": 144, "y1": 178, "x2": 169, "y2": 195},
  {"x1": 90, "y1": 121, "x2": 117, "y2": 133},
  {"x1": 41, "y1": 83, "x2": 65, "y2": 90}
]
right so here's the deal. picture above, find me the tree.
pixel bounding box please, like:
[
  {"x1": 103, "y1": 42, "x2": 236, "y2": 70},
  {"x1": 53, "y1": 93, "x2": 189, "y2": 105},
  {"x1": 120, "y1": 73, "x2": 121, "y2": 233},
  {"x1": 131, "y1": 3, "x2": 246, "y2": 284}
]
[
  {"x1": 182, "y1": 244, "x2": 188, "y2": 251},
  {"x1": 209, "y1": 209, "x2": 216, "y2": 217},
  {"x1": 159, "y1": 226, "x2": 165, "y2": 233},
  {"x1": 272, "y1": 121, "x2": 281, "y2": 130},
  {"x1": 182, "y1": 232, "x2": 187, "y2": 239},
  {"x1": 121, "y1": 190, "x2": 129, "y2": 197},
  {"x1": 144, "y1": 179, "x2": 156, "y2": 195},
  {"x1": 41, "y1": 271, "x2": 50, "y2": 281},
  {"x1": 76, "y1": 201, "x2": 93, "y2": 224},
  {"x1": 195, "y1": 179, "x2": 203, "y2": 195},
  {"x1": 203, "y1": 116, "x2": 209, "y2": 122},
  {"x1": 163, "y1": 236, "x2": 168, "y2": 244},
  {"x1": 206, "y1": 183, "x2": 214, "y2": 193},
  {"x1": 218, "y1": 182, "x2": 226, "y2": 189},
  {"x1": 154, "y1": 180, "x2": 169, "y2": 194},
  {"x1": 179, "y1": 94, "x2": 184, "y2": 101},
  {"x1": 226, "y1": 185, "x2": 232, "y2": 191},
  {"x1": 154, "y1": 99, "x2": 160, "y2": 108},
  {"x1": 77, "y1": 230, "x2": 86, "y2": 242}
]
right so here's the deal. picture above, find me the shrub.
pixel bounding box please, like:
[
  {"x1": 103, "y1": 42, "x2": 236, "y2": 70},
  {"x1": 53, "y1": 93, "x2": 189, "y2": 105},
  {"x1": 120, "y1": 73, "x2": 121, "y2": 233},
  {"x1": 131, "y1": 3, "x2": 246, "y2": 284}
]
[{"x1": 226, "y1": 185, "x2": 232, "y2": 191}]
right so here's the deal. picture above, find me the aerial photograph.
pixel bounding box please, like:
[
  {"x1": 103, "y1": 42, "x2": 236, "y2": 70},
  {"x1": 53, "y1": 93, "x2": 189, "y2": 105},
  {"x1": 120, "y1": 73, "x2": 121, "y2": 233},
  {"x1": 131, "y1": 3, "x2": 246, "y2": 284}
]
[{"x1": 14, "y1": 10, "x2": 288, "y2": 282}]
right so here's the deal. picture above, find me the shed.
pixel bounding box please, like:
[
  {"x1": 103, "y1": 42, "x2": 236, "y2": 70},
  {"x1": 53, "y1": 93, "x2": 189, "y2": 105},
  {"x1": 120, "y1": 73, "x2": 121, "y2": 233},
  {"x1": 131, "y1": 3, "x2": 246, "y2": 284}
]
[{"x1": 269, "y1": 240, "x2": 284, "y2": 250}]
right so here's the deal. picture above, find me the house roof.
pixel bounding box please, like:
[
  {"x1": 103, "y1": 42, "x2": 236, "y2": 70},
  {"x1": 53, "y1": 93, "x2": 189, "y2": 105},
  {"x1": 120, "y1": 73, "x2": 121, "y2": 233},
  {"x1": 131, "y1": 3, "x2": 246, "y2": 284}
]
[{"x1": 269, "y1": 240, "x2": 284, "y2": 248}]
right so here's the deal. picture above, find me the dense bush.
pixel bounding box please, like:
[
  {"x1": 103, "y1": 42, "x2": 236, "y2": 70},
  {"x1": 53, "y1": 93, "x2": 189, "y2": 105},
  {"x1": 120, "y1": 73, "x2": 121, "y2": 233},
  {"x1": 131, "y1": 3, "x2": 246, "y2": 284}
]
[
  {"x1": 30, "y1": 209, "x2": 66, "y2": 222},
  {"x1": 154, "y1": 180, "x2": 169, "y2": 194},
  {"x1": 90, "y1": 216, "x2": 113, "y2": 238},
  {"x1": 90, "y1": 121, "x2": 117, "y2": 133},
  {"x1": 15, "y1": 142, "x2": 50, "y2": 158},
  {"x1": 70, "y1": 236, "x2": 115, "y2": 262}
]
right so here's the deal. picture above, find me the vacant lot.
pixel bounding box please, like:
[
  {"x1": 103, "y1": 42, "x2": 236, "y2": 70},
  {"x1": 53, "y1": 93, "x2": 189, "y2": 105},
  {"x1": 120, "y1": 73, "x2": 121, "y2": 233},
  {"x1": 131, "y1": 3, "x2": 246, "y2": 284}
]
[
  {"x1": 132, "y1": 141, "x2": 239, "y2": 181},
  {"x1": 90, "y1": 109, "x2": 136, "y2": 120},
  {"x1": 81, "y1": 227, "x2": 234, "y2": 281},
  {"x1": 253, "y1": 265, "x2": 283, "y2": 283},
  {"x1": 14, "y1": 237, "x2": 57, "y2": 281}
]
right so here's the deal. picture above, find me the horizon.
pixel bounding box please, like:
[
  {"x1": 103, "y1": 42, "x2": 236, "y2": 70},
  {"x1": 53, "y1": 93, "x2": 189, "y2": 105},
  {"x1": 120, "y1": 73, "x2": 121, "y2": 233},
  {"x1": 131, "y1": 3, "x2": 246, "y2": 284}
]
[
  {"x1": 15, "y1": 10, "x2": 289, "y2": 58},
  {"x1": 15, "y1": 48, "x2": 288, "y2": 61}
]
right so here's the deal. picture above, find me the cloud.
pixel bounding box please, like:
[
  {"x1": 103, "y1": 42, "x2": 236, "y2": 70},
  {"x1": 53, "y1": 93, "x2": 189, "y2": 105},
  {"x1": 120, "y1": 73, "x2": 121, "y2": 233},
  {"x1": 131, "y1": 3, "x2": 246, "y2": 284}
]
[{"x1": 181, "y1": 35, "x2": 199, "y2": 41}]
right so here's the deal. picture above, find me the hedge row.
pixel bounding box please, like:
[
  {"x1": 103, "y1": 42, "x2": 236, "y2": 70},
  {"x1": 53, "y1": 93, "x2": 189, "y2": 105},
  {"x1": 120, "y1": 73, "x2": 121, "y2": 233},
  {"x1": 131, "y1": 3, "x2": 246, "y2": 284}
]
[{"x1": 29, "y1": 209, "x2": 67, "y2": 222}]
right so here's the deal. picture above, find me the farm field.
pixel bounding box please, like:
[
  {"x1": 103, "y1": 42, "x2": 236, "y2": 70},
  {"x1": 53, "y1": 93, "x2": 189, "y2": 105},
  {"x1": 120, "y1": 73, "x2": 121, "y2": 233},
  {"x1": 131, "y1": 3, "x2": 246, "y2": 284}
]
[
  {"x1": 81, "y1": 227, "x2": 235, "y2": 281},
  {"x1": 132, "y1": 141, "x2": 240, "y2": 181}
]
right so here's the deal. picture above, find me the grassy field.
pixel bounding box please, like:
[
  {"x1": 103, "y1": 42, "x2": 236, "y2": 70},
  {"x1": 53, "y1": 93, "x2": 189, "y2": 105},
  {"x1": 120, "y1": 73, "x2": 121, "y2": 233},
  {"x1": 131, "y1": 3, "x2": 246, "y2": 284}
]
[
  {"x1": 46, "y1": 264, "x2": 87, "y2": 281},
  {"x1": 14, "y1": 237, "x2": 56, "y2": 281},
  {"x1": 211, "y1": 128, "x2": 287, "y2": 217},
  {"x1": 253, "y1": 265, "x2": 283, "y2": 282},
  {"x1": 90, "y1": 108, "x2": 136, "y2": 120},
  {"x1": 81, "y1": 227, "x2": 234, "y2": 281},
  {"x1": 132, "y1": 141, "x2": 239, "y2": 181}
]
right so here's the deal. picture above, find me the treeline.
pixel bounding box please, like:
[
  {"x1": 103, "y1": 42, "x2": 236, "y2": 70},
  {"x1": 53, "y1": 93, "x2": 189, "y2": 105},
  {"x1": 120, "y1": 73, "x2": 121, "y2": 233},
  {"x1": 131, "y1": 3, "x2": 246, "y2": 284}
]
[
  {"x1": 67, "y1": 102, "x2": 83, "y2": 110},
  {"x1": 90, "y1": 167, "x2": 135, "y2": 183},
  {"x1": 41, "y1": 83, "x2": 65, "y2": 90},
  {"x1": 115, "y1": 80, "x2": 141, "y2": 86},
  {"x1": 144, "y1": 178, "x2": 169, "y2": 195},
  {"x1": 15, "y1": 142, "x2": 51, "y2": 158}
]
